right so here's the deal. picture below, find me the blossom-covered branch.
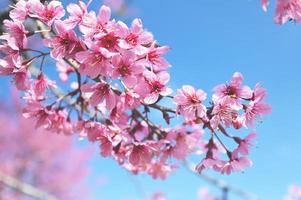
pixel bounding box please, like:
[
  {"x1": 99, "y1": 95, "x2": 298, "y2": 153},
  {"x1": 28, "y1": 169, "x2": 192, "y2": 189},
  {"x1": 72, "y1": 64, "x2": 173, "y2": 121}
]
[{"x1": 0, "y1": 0, "x2": 271, "y2": 179}]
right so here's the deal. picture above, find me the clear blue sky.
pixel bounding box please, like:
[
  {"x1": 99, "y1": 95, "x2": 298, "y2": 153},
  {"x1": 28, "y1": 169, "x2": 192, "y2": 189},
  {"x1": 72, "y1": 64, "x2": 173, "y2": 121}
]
[{"x1": 1, "y1": 0, "x2": 301, "y2": 200}]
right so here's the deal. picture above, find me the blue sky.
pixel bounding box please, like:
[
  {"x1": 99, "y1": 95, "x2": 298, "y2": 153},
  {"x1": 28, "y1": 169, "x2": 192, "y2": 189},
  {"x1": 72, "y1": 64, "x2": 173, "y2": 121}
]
[{"x1": 1, "y1": 0, "x2": 301, "y2": 200}]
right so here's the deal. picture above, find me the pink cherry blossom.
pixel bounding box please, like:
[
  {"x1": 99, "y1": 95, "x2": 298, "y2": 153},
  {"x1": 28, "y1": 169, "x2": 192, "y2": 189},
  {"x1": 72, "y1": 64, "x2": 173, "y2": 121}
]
[
  {"x1": 64, "y1": 1, "x2": 88, "y2": 29},
  {"x1": 243, "y1": 84, "x2": 272, "y2": 127},
  {"x1": 33, "y1": 73, "x2": 56, "y2": 96},
  {"x1": 0, "y1": 20, "x2": 28, "y2": 50},
  {"x1": 81, "y1": 83, "x2": 116, "y2": 109},
  {"x1": 173, "y1": 85, "x2": 207, "y2": 121},
  {"x1": 146, "y1": 42, "x2": 171, "y2": 71},
  {"x1": 46, "y1": 20, "x2": 84, "y2": 59},
  {"x1": 142, "y1": 71, "x2": 172, "y2": 104},
  {"x1": 80, "y1": 5, "x2": 112, "y2": 37},
  {"x1": 76, "y1": 44, "x2": 114, "y2": 78},
  {"x1": 118, "y1": 18, "x2": 154, "y2": 50},
  {"x1": 213, "y1": 72, "x2": 252, "y2": 103},
  {"x1": 111, "y1": 50, "x2": 144, "y2": 87},
  {"x1": 29, "y1": 0, "x2": 65, "y2": 27}
]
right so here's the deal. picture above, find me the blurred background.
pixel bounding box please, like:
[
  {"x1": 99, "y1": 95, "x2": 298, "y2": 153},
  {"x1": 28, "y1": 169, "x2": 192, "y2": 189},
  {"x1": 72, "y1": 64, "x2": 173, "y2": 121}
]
[{"x1": 0, "y1": 0, "x2": 301, "y2": 199}]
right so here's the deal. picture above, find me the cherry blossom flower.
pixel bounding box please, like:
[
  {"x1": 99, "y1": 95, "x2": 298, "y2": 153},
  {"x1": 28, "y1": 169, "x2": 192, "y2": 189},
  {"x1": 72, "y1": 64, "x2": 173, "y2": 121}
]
[
  {"x1": 81, "y1": 83, "x2": 116, "y2": 109},
  {"x1": 117, "y1": 18, "x2": 154, "y2": 51},
  {"x1": 0, "y1": 20, "x2": 28, "y2": 50},
  {"x1": 76, "y1": 44, "x2": 114, "y2": 78},
  {"x1": 146, "y1": 42, "x2": 171, "y2": 71},
  {"x1": 173, "y1": 85, "x2": 207, "y2": 121},
  {"x1": 46, "y1": 20, "x2": 84, "y2": 59},
  {"x1": 142, "y1": 71, "x2": 172, "y2": 104},
  {"x1": 111, "y1": 50, "x2": 144, "y2": 88},
  {"x1": 29, "y1": 0, "x2": 65, "y2": 27},
  {"x1": 64, "y1": 1, "x2": 88, "y2": 29}
]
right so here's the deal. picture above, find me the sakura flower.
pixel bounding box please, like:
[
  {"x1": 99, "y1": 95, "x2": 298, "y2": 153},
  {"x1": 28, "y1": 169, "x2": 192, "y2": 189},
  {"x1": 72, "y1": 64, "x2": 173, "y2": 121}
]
[
  {"x1": 243, "y1": 84, "x2": 272, "y2": 127},
  {"x1": 29, "y1": 0, "x2": 65, "y2": 27},
  {"x1": 215, "y1": 155, "x2": 252, "y2": 175},
  {"x1": 76, "y1": 44, "x2": 114, "y2": 78},
  {"x1": 33, "y1": 74, "x2": 56, "y2": 96},
  {"x1": 165, "y1": 127, "x2": 203, "y2": 160},
  {"x1": 129, "y1": 143, "x2": 153, "y2": 166},
  {"x1": 80, "y1": 5, "x2": 112, "y2": 37},
  {"x1": 274, "y1": 0, "x2": 301, "y2": 24},
  {"x1": 9, "y1": 0, "x2": 30, "y2": 22},
  {"x1": 0, "y1": 20, "x2": 28, "y2": 50},
  {"x1": 111, "y1": 50, "x2": 144, "y2": 88},
  {"x1": 173, "y1": 85, "x2": 207, "y2": 121},
  {"x1": 146, "y1": 42, "x2": 171, "y2": 71},
  {"x1": 213, "y1": 72, "x2": 252, "y2": 106},
  {"x1": 233, "y1": 132, "x2": 256, "y2": 155},
  {"x1": 81, "y1": 83, "x2": 116, "y2": 109},
  {"x1": 45, "y1": 20, "x2": 84, "y2": 59},
  {"x1": 22, "y1": 103, "x2": 53, "y2": 129},
  {"x1": 64, "y1": 1, "x2": 88, "y2": 29},
  {"x1": 117, "y1": 18, "x2": 154, "y2": 51},
  {"x1": 141, "y1": 71, "x2": 172, "y2": 104},
  {"x1": 210, "y1": 97, "x2": 238, "y2": 130}
]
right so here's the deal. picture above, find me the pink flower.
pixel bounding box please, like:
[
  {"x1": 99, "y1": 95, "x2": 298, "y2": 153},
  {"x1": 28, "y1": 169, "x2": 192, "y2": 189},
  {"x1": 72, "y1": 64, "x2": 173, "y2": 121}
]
[
  {"x1": 76, "y1": 44, "x2": 114, "y2": 78},
  {"x1": 173, "y1": 85, "x2": 207, "y2": 120},
  {"x1": 141, "y1": 71, "x2": 172, "y2": 104},
  {"x1": 215, "y1": 155, "x2": 252, "y2": 175},
  {"x1": 64, "y1": 1, "x2": 88, "y2": 29},
  {"x1": 33, "y1": 74, "x2": 56, "y2": 96},
  {"x1": 146, "y1": 42, "x2": 171, "y2": 71},
  {"x1": 94, "y1": 31, "x2": 121, "y2": 51},
  {"x1": 9, "y1": 0, "x2": 30, "y2": 22},
  {"x1": 243, "y1": 84, "x2": 272, "y2": 127},
  {"x1": 45, "y1": 20, "x2": 84, "y2": 59},
  {"x1": 274, "y1": 0, "x2": 301, "y2": 24},
  {"x1": 111, "y1": 50, "x2": 144, "y2": 88},
  {"x1": 166, "y1": 127, "x2": 203, "y2": 160},
  {"x1": 0, "y1": 20, "x2": 28, "y2": 50},
  {"x1": 196, "y1": 158, "x2": 221, "y2": 173},
  {"x1": 210, "y1": 97, "x2": 238, "y2": 130},
  {"x1": 234, "y1": 132, "x2": 256, "y2": 155},
  {"x1": 81, "y1": 83, "x2": 116, "y2": 109},
  {"x1": 213, "y1": 72, "x2": 252, "y2": 105},
  {"x1": 29, "y1": 0, "x2": 65, "y2": 27},
  {"x1": 129, "y1": 143, "x2": 153, "y2": 166},
  {"x1": 22, "y1": 103, "x2": 53, "y2": 129},
  {"x1": 117, "y1": 18, "x2": 154, "y2": 50},
  {"x1": 80, "y1": 5, "x2": 112, "y2": 37}
]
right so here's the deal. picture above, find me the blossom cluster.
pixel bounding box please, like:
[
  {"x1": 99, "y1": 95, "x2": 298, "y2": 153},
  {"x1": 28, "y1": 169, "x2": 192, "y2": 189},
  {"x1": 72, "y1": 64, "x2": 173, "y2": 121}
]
[
  {"x1": 0, "y1": 0, "x2": 270, "y2": 179},
  {"x1": 261, "y1": 0, "x2": 301, "y2": 24}
]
